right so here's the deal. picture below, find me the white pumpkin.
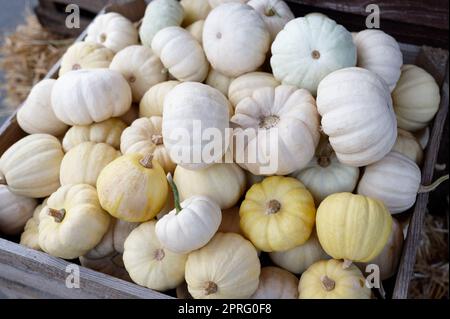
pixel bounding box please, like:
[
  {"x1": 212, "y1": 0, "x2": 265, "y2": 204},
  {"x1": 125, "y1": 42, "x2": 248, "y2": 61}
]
[
  {"x1": 203, "y1": 3, "x2": 270, "y2": 77},
  {"x1": 392, "y1": 128, "x2": 423, "y2": 165},
  {"x1": 392, "y1": 64, "x2": 441, "y2": 131},
  {"x1": 206, "y1": 68, "x2": 234, "y2": 97},
  {"x1": 209, "y1": 0, "x2": 248, "y2": 8},
  {"x1": 269, "y1": 232, "x2": 329, "y2": 274},
  {"x1": 0, "y1": 185, "x2": 37, "y2": 235},
  {"x1": 162, "y1": 82, "x2": 231, "y2": 170},
  {"x1": 251, "y1": 266, "x2": 299, "y2": 299},
  {"x1": 228, "y1": 71, "x2": 279, "y2": 108},
  {"x1": 85, "y1": 12, "x2": 138, "y2": 52},
  {"x1": 17, "y1": 79, "x2": 68, "y2": 136},
  {"x1": 186, "y1": 20, "x2": 204, "y2": 44},
  {"x1": 20, "y1": 200, "x2": 45, "y2": 250},
  {"x1": 109, "y1": 45, "x2": 167, "y2": 102},
  {"x1": 58, "y1": 42, "x2": 114, "y2": 76},
  {"x1": 120, "y1": 117, "x2": 176, "y2": 173},
  {"x1": 139, "y1": 81, "x2": 180, "y2": 117},
  {"x1": 174, "y1": 163, "x2": 246, "y2": 209},
  {"x1": 181, "y1": 0, "x2": 210, "y2": 26},
  {"x1": 357, "y1": 151, "x2": 421, "y2": 214},
  {"x1": 316, "y1": 67, "x2": 397, "y2": 167},
  {"x1": 271, "y1": 14, "x2": 356, "y2": 95},
  {"x1": 231, "y1": 85, "x2": 320, "y2": 175},
  {"x1": 248, "y1": 0, "x2": 294, "y2": 40},
  {"x1": 51, "y1": 69, "x2": 132, "y2": 126},
  {"x1": 139, "y1": 0, "x2": 185, "y2": 47},
  {"x1": 353, "y1": 29, "x2": 403, "y2": 91}
]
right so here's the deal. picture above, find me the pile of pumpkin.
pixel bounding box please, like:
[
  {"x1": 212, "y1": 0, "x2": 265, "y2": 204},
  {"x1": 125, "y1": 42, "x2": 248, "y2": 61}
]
[{"x1": 0, "y1": 0, "x2": 445, "y2": 299}]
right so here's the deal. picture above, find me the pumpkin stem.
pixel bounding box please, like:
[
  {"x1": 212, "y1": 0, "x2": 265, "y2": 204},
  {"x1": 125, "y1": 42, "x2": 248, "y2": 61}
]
[
  {"x1": 259, "y1": 115, "x2": 280, "y2": 129},
  {"x1": 47, "y1": 208, "x2": 66, "y2": 223},
  {"x1": 154, "y1": 248, "x2": 165, "y2": 261},
  {"x1": 418, "y1": 174, "x2": 449, "y2": 193},
  {"x1": 99, "y1": 33, "x2": 107, "y2": 43},
  {"x1": 139, "y1": 154, "x2": 154, "y2": 169},
  {"x1": 151, "y1": 134, "x2": 163, "y2": 145},
  {"x1": 266, "y1": 199, "x2": 281, "y2": 214},
  {"x1": 204, "y1": 281, "x2": 218, "y2": 295},
  {"x1": 342, "y1": 259, "x2": 353, "y2": 269},
  {"x1": 311, "y1": 50, "x2": 321, "y2": 59},
  {"x1": 265, "y1": 6, "x2": 277, "y2": 17},
  {"x1": 72, "y1": 63, "x2": 81, "y2": 70},
  {"x1": 167, "y1": 173, "x2": 182, "y2": 214},
  {"x1": 320, "y1": 275, "x2": 335, "y2": 291},
  {"x1": 317, "y1": 156, "x2": 331, "y2": 167}
]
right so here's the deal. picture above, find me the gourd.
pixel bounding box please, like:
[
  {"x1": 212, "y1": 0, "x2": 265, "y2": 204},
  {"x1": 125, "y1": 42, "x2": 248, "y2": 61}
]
[
  {"x1": 357, "y1": 151, "x2": 421, "y2": 214},
  {"x1": 60, "y1": 142, "x2": 121, "y2": 187},
  {"x1": 248, "y1": 0, "x2": 294, "y2": 40},
  {"x1": 203, "y1": 3, "x2": 270, "y2": 77},
  {"x1": 20, "y1": 200, "x2": 47, "y2": 250},
  {"x1": 316, "y1": 192, "x2": 392, "y2": 264},
  {"x1": 120, "y1": 117, "x2": 176, "y2": 173},
  {"x1": 206, "y1": 69, "x2": 234, "y2": 97},
  {"x1": 209, "y1": 0, "x2": 248, "y2": 8},
  {"x1": 181, "y1": 0, "x2": 210, "y2": 26},
  {"x1": 240, "y1": 176, "x2": 316, "y2": 252},
  {"x1": 316, "y1": 67, "x2": 397, "y2": 167},
  {"x1": 269, "y1": 231, "x2": 329, "y2": 274},
  {"x1": 185, "y1": 232, "x2": 260, "y2": 299},
  {"x1": 271, "y1": 14, "x2": 356, "y2": 95},
  {"x1": 358, "y1": 218, "x2": 403, "y2": 280},
  {"x1": 392, "y1": 64, "x2": 440, "y2": 131},
  {"x1": 109, "y1": 45, "x2": 167, "y2": 102},
  {"x1": 292, "y1": 140, "x2": 359, "y2": 204},
  {"x1": 353, "y1": 29, "x2": 403, "y2": 91},
  {"x1": 39, "y1": 184, "x2": 110, "y2": 259},
  {"x1": 231, "y1": 85, "x2": 320, "y2": 175},
  {"x1": 17, "y1": 79, "x2": 68, "y2": 136},
  {"x1": 97, "y1": 154, "x2": 168, "y2": 222},
  {"x1": 0, "y1": 134, "x2": 64, "y2": 198},
  {"x1": 152, "y1": 27, "x2": 209, "y2": 82},
  {"x1": 62, "y1": 118, "x2": 127, "y2": 152},
  {"x1": 155, "y1": 175, "x2": 222, "y2": 254},
  {"x1": 139, "y1": 0, "x2": 184, "y2": 47},
  {"x1": 218, "y1": 206, "x2": 242, "y2": 235},
  {"x1": 228, "y1": 72, "x2": 279, "y2": 109},
  {"x1": 162, "y1": 82, "x2": 231, "y2": 170},
  {"x1": 85, "y1": 12, "x2": 138, "y2": 52},
  {"x1": 298, "y1": 259, "x2": 371, "y2": 299},
  {"x1": 186, "y1": 20, "x2": 204, "y2": 44},
  {"x1": 123, "y1": 220, "x2": 188, "y2": 291},
  {"x1": 58, "y1": 42, "x2": 114, "y2": 76},
  {"x1": 0, "y1": 185, "x2": 37, "y2": 235},
  {"x1": 392, "y1": 128, "x2": 423, "y2": 165},
  {"x1": 51, "y1": 69, "x2": 132, "y2": 126},
  {"x1": 251, "y1": 266, "x2": 299, "y2": 299},
  {"x1": 139, "y1": 81, "x2": 180, "y2": 117},
  {"x1": 173, "y1": 163, "x2": 246, "y2": 209}
]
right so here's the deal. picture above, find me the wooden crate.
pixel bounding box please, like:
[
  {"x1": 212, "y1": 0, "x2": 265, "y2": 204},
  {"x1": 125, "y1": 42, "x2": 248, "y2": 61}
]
[{"x1": 0, "y1": 0, "x2": 448, "y2": 299}]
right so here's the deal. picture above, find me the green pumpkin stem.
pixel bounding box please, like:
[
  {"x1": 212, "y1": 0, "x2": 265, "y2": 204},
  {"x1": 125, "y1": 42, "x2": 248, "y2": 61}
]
[
  {"x1": 418, "y1": 174, "x2": 449, "y2": 193},
  {"x1": 167, "y1": 173, "x2": 182, "y2": 214}
]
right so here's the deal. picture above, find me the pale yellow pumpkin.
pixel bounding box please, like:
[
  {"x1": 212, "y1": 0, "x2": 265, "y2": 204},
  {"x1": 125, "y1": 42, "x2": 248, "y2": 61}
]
[
  {"x1": 206, "y1": 68, "x2": 234, "y2": 97},
  {"x1": 186, "y1": 20, "x2": 204, "y2": 44},
  {"x1": 139, "y1": 81, "x2": 180, "y2": 117},
  {"x1": 392, "y1": 128, "x2": 423, "y2": 165},
  {"x1": 20, "y1": 200, "x2": 47, "y2": 250},
  {"x1": 0, "y1": 185, "x2": 37, "y2": 235},
  {"x1": 181, "y1": 0, "x2": 211, "y2": 26},
  {"x1": 240, "y1": 176, "x2": 316, "y2": 252},
  {"x1": 251, "y1": 266, "x2": 299, "y2": 299}
]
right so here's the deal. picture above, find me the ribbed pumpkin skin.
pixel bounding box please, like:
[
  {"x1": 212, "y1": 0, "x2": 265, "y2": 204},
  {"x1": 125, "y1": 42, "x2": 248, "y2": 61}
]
[
  {"x1": 251, "y1": 266, "x2": 299, "y2": 299},
  {"x1": 181, "y1": 0, "x2": 210, "y2": 26},
  {"x1": 139, "y1": 81, "x2": 180, "y2": 117},
  {"x1": 316, "y1": 192, "x2": 392, "y2": 263},
  {"x1": 357, "y1": 151, "x2": 421, "y2": 214},
  {"x1": 392, "y1": 128, "x2": 423, "y2": 165},
  {"x1": 0, "y1": 185, "x2": 37, "y2": 235},
  {"x1": 228, "y1": 72, "x2": 279, "y2": 108}
]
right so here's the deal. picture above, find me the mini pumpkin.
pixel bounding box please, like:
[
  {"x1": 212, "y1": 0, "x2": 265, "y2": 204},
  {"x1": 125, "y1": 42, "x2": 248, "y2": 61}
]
[
  {"x1": 251, "y1": 266, "x2": 299, "y2": 299},
  {"x1": 139, "y1": 80, "x2": 180, "y2": 117},
  {"x1": 392, "y1": 128, "x2": 423, "y2": 165},
  {"x1": 0, "y1": 185, "x2": 37, "y2": 235},
  {"x1": 248, "y1": 0, "x2": 294, "y2": 40},
  {"x1": 20, "y1": 200, "x2": 47, "y2": 250},
  {"x1": 181, "y1": 0, "x2": 210, "y2": 26},
  {"x1": 206, "y1": 68, "x2": 234, "y2": 97},
  {"x1": 186, "y1": 20, "x2": 204, "y2": 44},
  {"x1": 228, "y1": 72, "x2": 279, "y2": 108},
  {"x1": 208, "y1": 0, "x2": 248, "y2": 9}
]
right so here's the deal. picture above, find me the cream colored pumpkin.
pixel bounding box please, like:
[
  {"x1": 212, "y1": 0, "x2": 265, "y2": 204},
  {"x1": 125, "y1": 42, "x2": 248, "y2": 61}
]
[
  {"x1": 231, "y1": 85, "x2": 320, "y2": 175},
  {"x1": 39, "y1": 184, "x2": 110, "y2": 259},
  {"x1": 20, "y1": 200, "x2": 47, "y2": 250},
  {"x1": 58, "y1": 42, "x2": 114, "y2": 76},
  {"x1": 181, "y1": 0, "x2": 210, "y2": 26},
  {"x1": 174, "y1": 163, "x2": 246, "y2": 209},
  {"x1": 139, "y1": 81, "x2": 180, "y2": 117},
  {"x1": 392, "y1": 64, "x2": 440, "y2": 131},
  {"x1": 203, "y1": 3, "x2": 270, "y2": 77},
  {"x1": 316, "y1": 67, "x2": 397, "y2": 167},
  {"x1": 17, "y1": 79, "x2": 68, "y2": 136},
  {"x1": 206, "y1": 68, "x2": 234, "y2": 97},
  {"x1": 152, "y1": 27, "x2": 208, "y2": 82},
  {"x1": 139, "y1": 0, "x2": 185, "y2": 47},
  {"x1": 0, "y1": 134, "x2": 64, "y2": 198},
  {"x1": 185, "y1": 232, "x2": 260, "y2": 299},
  {"x1": 298, "y1": 259, "x2": 371, "y2": 299},
  {"x1": 0, "y1": 185, "x2": 37, "y2": 235},
  {"x1": 209, "y1": 0, "x2": 248, "y2": 8},
  {"x1": 248, "y1": 0, "x2": 294, "y2": 40},
  {"x1": 357, "y1": 151, "x2": 421, "y2": 214},
  {"x1": 269, "y1": 231, "x2": 329, "y2": 274},
  {"x1": 353, "y1": 29, "x2": 402, "y2": 91},
  {"x1": 51, "y1": 69, "x2": 132, "y2": 126},
  {"x1": 60, "y1": 142, "x2": 121, "y2": 187},
  {"x1": 251, "y1": 266, "x2": 299, "y2": 299},
  {"x1": 85, "y1": 12, "x2": 138, "y2": 52},
  {"x1": 123, "y1": 220, "x2": 188, "y2": 291},
  {"x1": 392, "y1": 128, "x2": 423, "y2": 165},
  {"x1": 218, "y1": 206, "x2": 242, "y2": 235},
  {"x1": 228, "y1": 72, "x2": 279, "y2": 109},
  {"x1": 271, "y1": 15, "x2": 356, "y2": 95},
  {"x1": 186, "y1": 20, "x2": 204, "y2": 44},
  {"x1": 162, "y1": 82, "x2": 231, "y2": 170},
  {"x1": 109, "y1": 45, "x2": 167, "y2": 102}
]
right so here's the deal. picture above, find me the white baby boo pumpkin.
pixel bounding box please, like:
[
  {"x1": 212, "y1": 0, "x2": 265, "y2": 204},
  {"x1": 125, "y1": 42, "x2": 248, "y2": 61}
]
[
  {"x1": 392, "y1": 128, "x2": 423, "y2": 165},
  {"x1": 206, "y1": 68, "x2": 234, "y2": 97},
  {"x1": 139, "y1": 81, "x2": 180, "y2": 117},
  {"x1": 181, "y1": 0, "x2": 210, "y2": 26},
  {"x1": 251, "y1": 266, "x2": 299, "y2": 299},
  {"x1": 186, "y1": 20, "x2": 204, "y2": 44},
  {"x1": 248, "y1": 0, "x2": 294, "y2": 40},
  {"x1": 0, "y1": 185, "x2": 37, "y2": 235}
]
